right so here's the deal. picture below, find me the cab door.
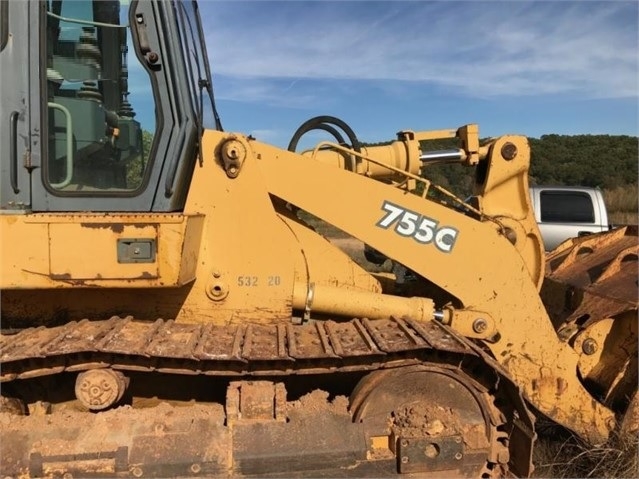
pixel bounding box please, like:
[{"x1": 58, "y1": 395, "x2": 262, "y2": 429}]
[
  {"x1": 26, "y1": 0, "x2": 199, "y2": 213},
  {"x1": 0, "y1": 0, "x2": 33, "y2": 210}
]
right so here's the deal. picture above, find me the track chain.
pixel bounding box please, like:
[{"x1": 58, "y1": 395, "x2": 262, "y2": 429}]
[{"x1": 0, "y1": 316, "x2": 473, "y2": 382}]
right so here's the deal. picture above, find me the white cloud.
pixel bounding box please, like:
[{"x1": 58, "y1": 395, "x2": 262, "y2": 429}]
[
  {"x1": 203, "y1": 1, "x2": 638, "y2": 101},
  {"x1": 249, "y1": 128, "x2": 285, "y2": 143},
  {"x1": 213, "y1": 76, "x2": 325, "y2": 108}
]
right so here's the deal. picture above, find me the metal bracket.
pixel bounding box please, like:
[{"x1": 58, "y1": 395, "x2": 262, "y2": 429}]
[
  {"x1": 226, "y1": 381, "x2": 287, "y2": 426},
  {"x1": 396, "y1": 435, "x2": 464, "y2": 474},
  {"x1": 29, "y1": 447, "x2": 128, "y2": 477},
  {"x1": 221, "y1": 137, "x2": 247, "y2": 178},
  {"x1": 117, "y1": 238, "x2": 156, "y2": 263}
]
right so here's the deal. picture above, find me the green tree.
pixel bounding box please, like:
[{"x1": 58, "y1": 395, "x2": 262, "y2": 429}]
[{"x1": 126, "y1": 129, "x2": 154, "y2": 188}]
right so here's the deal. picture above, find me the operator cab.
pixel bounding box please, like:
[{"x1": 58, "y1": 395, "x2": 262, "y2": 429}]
[{"x1": 0, "y1": 0, "x2": 220, "y2": 212}]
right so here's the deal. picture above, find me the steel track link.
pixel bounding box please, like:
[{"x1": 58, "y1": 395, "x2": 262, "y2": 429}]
[{"x1": 0, "y1": 316, "x2": 472, "y2": 381}]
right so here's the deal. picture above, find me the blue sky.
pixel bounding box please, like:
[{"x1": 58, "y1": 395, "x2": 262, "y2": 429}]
[{"x1": 195, "y1": 0, "x2": 638, "y2": 149}]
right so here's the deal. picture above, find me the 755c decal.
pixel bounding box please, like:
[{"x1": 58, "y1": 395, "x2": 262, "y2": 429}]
[{"x1": 376, "y1": 201, "x2": 459, "y2": 253}]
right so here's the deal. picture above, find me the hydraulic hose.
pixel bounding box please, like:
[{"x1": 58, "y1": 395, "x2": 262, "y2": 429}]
[
  {"x1": 287, "y1": 115, "x2": 361, "y2": 154},
  {"x1": 290, "y1": 123, "x2": 347, "y2": 150}
]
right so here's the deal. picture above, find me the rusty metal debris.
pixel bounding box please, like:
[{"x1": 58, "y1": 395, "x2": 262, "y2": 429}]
[{"x1": 542, "y1": 225, "x2": 638, "y2": 335}]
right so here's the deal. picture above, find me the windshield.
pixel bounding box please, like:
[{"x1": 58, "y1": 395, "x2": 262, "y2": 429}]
[
  {"x1": 173, "y1": 0, "x2": 222, "y2": 134},
  {"x1": 44, "y1": 0, "x2": 156, "y2": 193}
]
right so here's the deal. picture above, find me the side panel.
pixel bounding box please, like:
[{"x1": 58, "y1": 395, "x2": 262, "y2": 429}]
[{"x1": 0, "y1": 213, "x2": 203, "y2": 288}]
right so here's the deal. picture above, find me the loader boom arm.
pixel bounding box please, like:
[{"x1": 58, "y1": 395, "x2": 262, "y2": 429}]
[{"x1": 198, "y1": 129, "x2": 613, "y2": 444}]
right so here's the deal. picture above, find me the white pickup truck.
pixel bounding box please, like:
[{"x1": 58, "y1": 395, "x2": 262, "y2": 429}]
[{"x1": 529, "y1": 186, "x2": 610, "y2": 251}]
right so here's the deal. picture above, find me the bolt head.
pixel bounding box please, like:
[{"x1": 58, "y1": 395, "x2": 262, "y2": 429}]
[
  {"x1": 582, "y1": 338, "x2": 598, "y2": 355},
  {"x1": 501, "y1": 142, "x2": 518, "y2": 160},
  {"x1": 472, "y1": 318, "x2": 488, "y2": 334}
]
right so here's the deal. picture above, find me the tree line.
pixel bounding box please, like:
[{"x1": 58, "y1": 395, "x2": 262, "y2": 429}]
[{"x1": 528, "y1": 134, "x2": 637, "y2": 189}]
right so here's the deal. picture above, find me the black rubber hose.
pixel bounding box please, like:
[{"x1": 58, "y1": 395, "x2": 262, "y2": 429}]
[
  {"x1": 288, "y1": 123, "x2": 347, "y2": 151},
  {"x1": 287, "y1": 115, "x2": 361, "y2": 154}
]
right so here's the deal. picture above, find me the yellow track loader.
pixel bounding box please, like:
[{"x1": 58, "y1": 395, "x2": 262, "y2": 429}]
[{"x1": 0, "y1": 1, "x2": 636, "y2": 477}]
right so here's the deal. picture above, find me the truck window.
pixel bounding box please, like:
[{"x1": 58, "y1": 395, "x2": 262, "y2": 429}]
[
  {"x1": 43, "y1": 0, "x2": 157, "y2": 194},
  {"x1": 539, "y1": 191, "x2": 595, "y2": 223}
]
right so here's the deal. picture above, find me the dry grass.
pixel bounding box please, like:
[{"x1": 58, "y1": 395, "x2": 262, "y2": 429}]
[
  {"x1": 609, "y1": 211, "x2": 638, "y2": 226},
  {"x1": 604, "y1": 184, "x2": 638, "y2": 225},
  {"x1": 534, "y1": 423, "x2": 638, "y2": 478}
]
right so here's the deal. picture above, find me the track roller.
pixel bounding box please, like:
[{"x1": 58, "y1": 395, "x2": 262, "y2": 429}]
[{"x1": 75, "y1": 368, "x2": 129, "y2": 411}]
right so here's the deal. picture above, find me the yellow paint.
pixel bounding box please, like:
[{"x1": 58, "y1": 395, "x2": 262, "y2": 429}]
[
  {"x1": 1, "y1": 213, "x2": 201, "y2": 288},
  {"x1": 0, "y1": 124, "x2": 618, "y2": 444}
]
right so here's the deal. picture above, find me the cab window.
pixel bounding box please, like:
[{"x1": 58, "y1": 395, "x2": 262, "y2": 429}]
[{"x1": 44, "y1": 0, "x2": 156, "y2": 194}]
